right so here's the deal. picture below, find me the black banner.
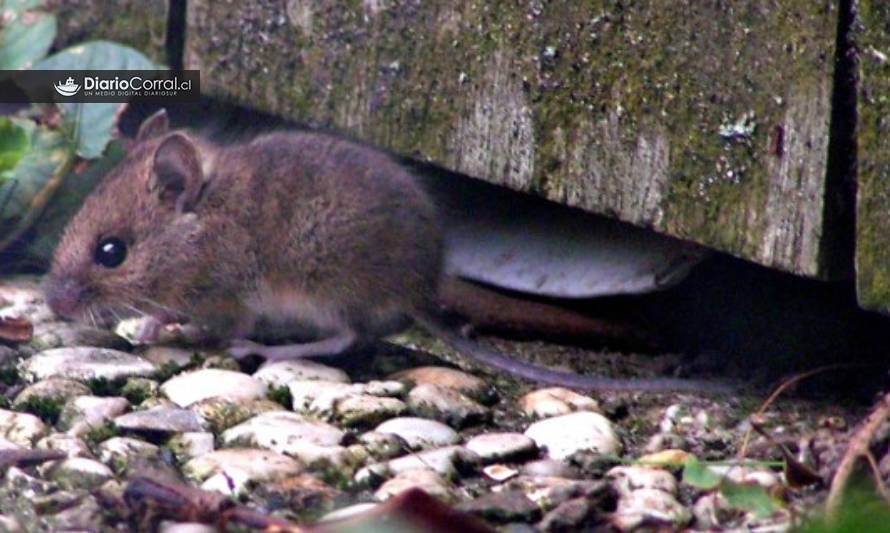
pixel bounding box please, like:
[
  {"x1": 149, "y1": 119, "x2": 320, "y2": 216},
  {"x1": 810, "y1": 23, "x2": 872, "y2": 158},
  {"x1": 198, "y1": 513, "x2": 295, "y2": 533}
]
[{"x1": 0, "y1": 70, "x2": 201, "y2": 103}]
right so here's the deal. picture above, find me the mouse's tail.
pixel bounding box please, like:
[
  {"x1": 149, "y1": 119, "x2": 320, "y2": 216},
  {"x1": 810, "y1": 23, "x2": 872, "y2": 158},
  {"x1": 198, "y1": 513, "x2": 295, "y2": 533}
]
[{"x1": 413, "y1": 313, "x2": 735, "y2": 394}]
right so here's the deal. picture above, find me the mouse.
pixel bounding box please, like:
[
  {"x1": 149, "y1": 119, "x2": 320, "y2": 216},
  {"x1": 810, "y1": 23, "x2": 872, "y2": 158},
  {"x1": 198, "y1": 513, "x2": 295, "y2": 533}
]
[{"x1": 44, "y1": 109, "x2": 731, "y2": 394}]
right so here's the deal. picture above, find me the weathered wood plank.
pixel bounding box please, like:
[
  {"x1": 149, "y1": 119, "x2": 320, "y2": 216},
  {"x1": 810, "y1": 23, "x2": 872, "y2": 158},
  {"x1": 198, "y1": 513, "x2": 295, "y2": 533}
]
[
  {"x1": 185, "y1": 1, "x2": 842, "y2": 278},
  {"x1": 854, "y1": 1, "x2": 890, "y2": 312}
]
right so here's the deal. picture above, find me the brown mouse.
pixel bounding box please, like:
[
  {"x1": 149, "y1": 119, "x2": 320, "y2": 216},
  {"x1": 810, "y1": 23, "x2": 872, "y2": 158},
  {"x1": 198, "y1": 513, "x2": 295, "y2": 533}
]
[{"x1": 45, "y1": 109, "x2": 730, "y2": 393}]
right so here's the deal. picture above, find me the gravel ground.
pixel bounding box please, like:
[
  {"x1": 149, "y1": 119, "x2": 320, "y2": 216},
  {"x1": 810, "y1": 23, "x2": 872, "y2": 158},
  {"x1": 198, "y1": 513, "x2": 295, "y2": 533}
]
[{"x1": 0, "y1": 275, "x2": 875, "y2": 531}]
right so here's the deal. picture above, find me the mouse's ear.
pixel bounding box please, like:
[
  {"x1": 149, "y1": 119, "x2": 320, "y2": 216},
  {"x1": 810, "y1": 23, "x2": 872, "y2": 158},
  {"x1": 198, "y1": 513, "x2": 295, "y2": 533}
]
[
  {"x1": 136, "y1": 109, "x2": 170, "y2": 141},
  {"x1": 150, "y1": 133, "x2": 204, "y2": 213}
]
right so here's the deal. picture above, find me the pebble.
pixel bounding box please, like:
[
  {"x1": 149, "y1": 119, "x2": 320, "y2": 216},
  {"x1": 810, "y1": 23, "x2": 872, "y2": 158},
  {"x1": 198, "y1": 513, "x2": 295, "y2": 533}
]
[
  {"x1": 374, "y1": 468, "x2": 457, "y2": 502},
  {"x1": 482, "y1": 464, "x2": 519, "y2": 482},
  {"x1": 19, "y1": 347, "x2": 157, "y2": 382},
  {"x1": 390, "y1": 366, "x2": 491, "y2": 401},
  {"x1": 514, "y1": 476, "x2": 610, "y2": 509},
  {"x1": 465, "y1": 432, "x2": 536, "y2": 462},
  {"x1": 375, "y1": 417, "x2": 460, "y2": 450},
  {"x1": 184, "y1": 448, "x2": 303, "y2": 486},
  {"x1": 334, "y1": 395, "x2": 408, "y2": 427},
  {"x1": 161, "y1": 369, "x2": 267, "y2": 407},
  {"x1": 29, "y1": 322, "x2": 130, "y2": 352},
  {"x1": 253, "y1": 359, "x2": 351, "y2": 386},
  {"x1": 518, "y1": 387, "x2": 600, "y2": 419},
  {"x1": 58, "y1": 395, "x2": 130, "y2": 435},
  {"x1": 363, "y1": 380, "x2": 409, "y2": 397},
  {"x1": 406, "y1": 383, "x2": 489, "y2": 427},
  {"x1": 288, "y1": 381, "x2": 368, "y2": 417},
  {"x1": 356, "y1": 445, "x2": 478, "y2": 484},
  {"x1": 612, "y1": 488, "x2": 691, "y2": 531},
  {"x1": 96, "y1": 436, "x2": 161, "y2": 470},
  {"x1": 36, "y1": 433, "x2": 92, "y2": 458},
  {"x1": 45, "y1": 457, "x2": 114, "y2": 489},
  {"x1": 608, "y1": 465, "x2": 678, "y2": 497},
  {"x1": 457, "y1": 490, "x2": 542, "y2": 524},
  {"x1": 167, "y1": 432, "x2": 215, "y2": 463},
  {"x1": 139, "y1": 346, "x2": 197, "y2": 368},
  {"x1": 524, "y1": 411, "x2": 621, "y2": 460},
  {"x1": 190, "y1": 397, "x2": 283, "y2": 434},
  {"x1": 0, "y1": 277, "x2": 55, "y2": 325},
  {"x1": 539, "y1": 497, "x2": 601, "y2": 531},
  {"x1": 0, "y1": 276, "x2": 44, "y2": 306},
  {"x1": 222, "y1": 411, "x2": 344, "y2": 454},
  {"x1": 357, "y1": 431, "x2": 406, "y2": 460},
  {"x1": 13, "y1": 378, "x2": 91, "y2": 409},
  {"x1": 114, "y1": 406, "x2": 204, "y2": 434},
  {"x1": 520, "y1": 459, "x2": 581, "y2": 479},
  {"x1": 0, "y1": 409, "x2": 48, "y2": 446}
]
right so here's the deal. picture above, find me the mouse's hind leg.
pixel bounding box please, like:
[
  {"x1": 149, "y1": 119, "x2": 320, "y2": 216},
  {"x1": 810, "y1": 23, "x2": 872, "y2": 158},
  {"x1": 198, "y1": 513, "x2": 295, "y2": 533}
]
[{"x1": 228, "y1": 329, "x2": 359, "y2": 361}]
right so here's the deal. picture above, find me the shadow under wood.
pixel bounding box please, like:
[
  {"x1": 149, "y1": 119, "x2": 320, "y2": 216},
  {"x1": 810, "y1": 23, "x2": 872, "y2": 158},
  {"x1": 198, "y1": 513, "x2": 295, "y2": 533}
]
[{"x1": 450, "y1": 253, "x2": 890, "y2": 399}]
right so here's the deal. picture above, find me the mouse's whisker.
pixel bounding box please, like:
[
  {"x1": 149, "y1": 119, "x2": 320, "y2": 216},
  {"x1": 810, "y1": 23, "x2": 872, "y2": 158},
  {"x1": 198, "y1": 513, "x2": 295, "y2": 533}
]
[
  {"x1": 86, "y1": 306, "x2": 99, "y2": 329},
  {"x1": 132, "y1": 295, "x2": 184, "y2": 321},
  {"x1": 107, "y1": 306, "x2": 124, "y2": 324},
  {"x1": 120, "y1": 303, "x2": 146, "y2": 319}
]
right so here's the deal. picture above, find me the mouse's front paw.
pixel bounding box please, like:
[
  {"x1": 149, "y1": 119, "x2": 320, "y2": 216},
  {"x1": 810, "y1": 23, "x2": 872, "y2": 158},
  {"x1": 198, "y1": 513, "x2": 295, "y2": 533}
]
[{"x1": 228, "y1": 338, "x2": 264, "y2": 359}]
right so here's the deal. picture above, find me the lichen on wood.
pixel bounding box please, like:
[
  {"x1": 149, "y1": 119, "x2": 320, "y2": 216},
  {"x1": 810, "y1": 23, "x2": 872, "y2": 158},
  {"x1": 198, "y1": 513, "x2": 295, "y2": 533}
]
[{"x1": 185, "y1": 1, "x2": 843, "y2": 280}]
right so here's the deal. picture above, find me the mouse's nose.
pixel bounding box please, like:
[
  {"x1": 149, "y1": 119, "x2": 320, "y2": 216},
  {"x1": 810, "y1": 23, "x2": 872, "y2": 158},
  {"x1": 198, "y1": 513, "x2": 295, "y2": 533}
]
[{"x1": 43, "y1": 275, "x2": 87, "y2": 320}]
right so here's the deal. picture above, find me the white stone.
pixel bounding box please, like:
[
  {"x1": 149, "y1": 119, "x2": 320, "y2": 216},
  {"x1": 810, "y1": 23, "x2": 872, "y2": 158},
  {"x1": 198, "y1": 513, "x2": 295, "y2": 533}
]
[
  {"x1": 524, "y1": 411, "x2": 621, "y2": 460},
  {"x1": 45, "y1": 457, "x2": 114, "y2": 489},
  {"x1": 288, "y1": 381, "x2": 366, "y2": 418},
  {"x1": 161, "y1": 369, "x2": 267, "y2": 407},
  {"x1": 406, "y1": 383, "x2": 489, "y2": 427},
  {"x1": 114, "y1": 406, "x2": 203, "y2": 433},
  {"x1": 465, "y1": 432, "x2": 537, "y2": 462},
  {"x1": 36, "y1": 433, "x2": 91, "y2": 458},
  {"x1": 612, "y1": 488, "x2": 691, "y2": 531},
  {"x1": 222, "y1": 411, "x2": 343, "y2": 453},
  {"x1": 0, "y1": 409, "x2": 47, "y2": 447},
  {"x1": 519, "y1": 387, "x2": 600, "y2": 419},
  {"x1": 168, "y1": 432, "x2": 216, "y2": 462},
  {"x1": 374, "y1": 417, "x2": 460, "y2": 450},
  {"x1": 334, "y1": 395, "x2": 407, "y2": 427},
  {"x1": 58, "y1": 395, "x2": 130, "y2": 435},
  {"x1": 608, "y1": 465, "x2": 678, "y2": 498},
  {"x1": 19, "y1": 347, "x2": 156, "y2": 382},
  {"x1": 253, "y1": 359, "x2": 350, "y2": 387},
  {"x1": 374, "y1": 468, "x2": 456, "y2": 502},
  {"x1": 390, "y1": 366, "x2": 490, "y2": 400},
  {"x1": 184, "y1": 448, "x2": 303, "y2": 483},
  {"x1": 13, "y1": 378, "x2": 90, "y2": 409}
]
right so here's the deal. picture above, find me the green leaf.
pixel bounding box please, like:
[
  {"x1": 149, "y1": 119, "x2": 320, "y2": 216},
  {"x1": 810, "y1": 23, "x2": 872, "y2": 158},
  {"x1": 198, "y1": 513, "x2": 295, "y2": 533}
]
[
  {"x1": 0, "y1": 117, "x2": 30, "y2": 177},
  {"x1": 0, "y1": 117, "x2": 66, "y2": 228},
  {"x1": 2, "y1": 0, "x2": 48, "y2": 11},
  {"x1": 681, "y1": 455, "x2": 722, "y2": 490},
  {"x1": 0, "y1": 2, "x2": 57, "y2": 69},
  {"x1": 721, "y1": 482, "x2": 782, "y2": 519},
  {"x1": 34, "y1": 41, "x2": 162, "y2": 159}
]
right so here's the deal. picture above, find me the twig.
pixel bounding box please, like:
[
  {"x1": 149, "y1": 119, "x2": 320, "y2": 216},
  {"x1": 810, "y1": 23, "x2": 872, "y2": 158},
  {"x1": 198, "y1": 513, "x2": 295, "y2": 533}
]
[{"x1": 825, "y1": 392, "x2": 890, "y2": 518}]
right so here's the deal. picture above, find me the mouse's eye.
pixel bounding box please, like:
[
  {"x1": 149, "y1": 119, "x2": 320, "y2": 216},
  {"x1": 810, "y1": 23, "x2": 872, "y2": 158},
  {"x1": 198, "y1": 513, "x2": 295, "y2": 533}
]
[{"x1": 94, "y1": 237, "x2": 127, "y2": 268}]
